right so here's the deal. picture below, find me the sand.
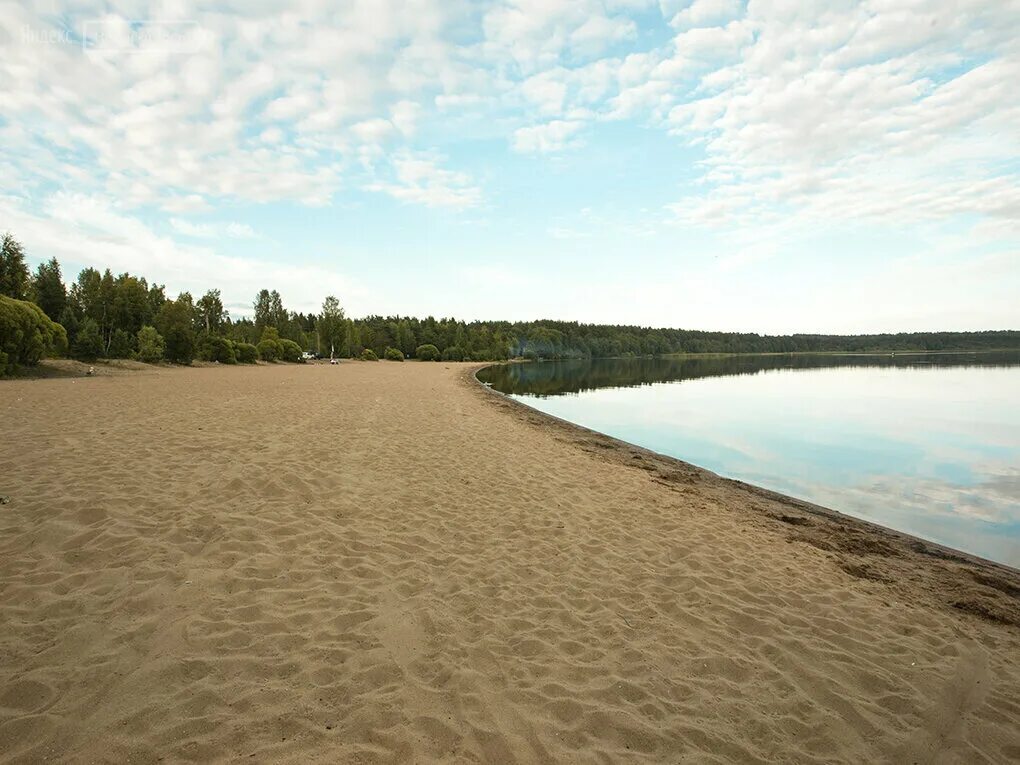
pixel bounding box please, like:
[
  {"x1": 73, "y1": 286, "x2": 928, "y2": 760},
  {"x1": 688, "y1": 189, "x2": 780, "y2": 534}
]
[{"x1": 1, "y1": 361, "x2": 1019, "y2": 763}]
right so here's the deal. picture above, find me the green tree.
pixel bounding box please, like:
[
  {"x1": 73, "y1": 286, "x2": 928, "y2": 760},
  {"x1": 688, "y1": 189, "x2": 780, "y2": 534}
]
[
  {"x1": 30, "y1": 257, "x2": 66, "y2": 320},
  {"x1": 0, "y1": 233, "x2": 31, "y2": 300},
  {"x1": 253, "y1": 289, "x2": 272, "y2": 329},
  {"x1": 344, "y1": 319, "x2": 359, "y2": 357},
  {"x1": 254, "y1": 289, "x2": 285, "y2": 331},
  {"x1": 136, "y1": 325, "x2": 165, "y2": 363},
  {"x1": 384, "y1": 346, "x2": 404, "y2": 361},
  {"x1": 97, "y1": 269, "x2": 116, "y2": 353},
  {"x1": 147, "y1": 283, "x2": 167, "y2": 319},
  {"x1": 57, "y1": 306, "x2": 78, "y2": 345},
  {"x1": 73, "y1": 318, "x2": 104, "y2": 360},
  {"x1": 110, "y1": 273, "x2": 151, "y2": 339},
  {"x1": 68, "y1": 268, "x2": 104, "y2": 337},
  {"x1": 156, "y1": 297, "x2": 197, "y2": 363},
  {"x1": 316, "y1": 295, "x2": 346, "y2": 360},
  {"x1": 108, "y1": 328, "x2": 135, "y2": 358},
  {"x1": 0, "y1": 295, "x2": 67, "y2": 374},
  {"x1": 197, "y1": 289, "x2": 228, "y2": 334},
  {"x1": 396, "y1": 319, "x2": 416, "y2": 357}
]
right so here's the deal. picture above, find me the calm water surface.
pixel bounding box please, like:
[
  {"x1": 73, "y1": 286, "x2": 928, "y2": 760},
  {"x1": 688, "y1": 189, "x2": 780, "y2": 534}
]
[{"x1": 478, "y1": 353, "x2": 1020, "y2": 568}]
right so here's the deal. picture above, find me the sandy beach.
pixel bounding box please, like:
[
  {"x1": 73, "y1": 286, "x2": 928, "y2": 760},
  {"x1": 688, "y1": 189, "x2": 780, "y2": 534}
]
[{"x1": 2, "y1": 361, "x2": 1019, "y2": 763}]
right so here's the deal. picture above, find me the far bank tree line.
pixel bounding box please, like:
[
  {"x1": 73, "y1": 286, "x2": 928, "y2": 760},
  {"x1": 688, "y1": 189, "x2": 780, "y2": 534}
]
[{"x1": 2, "y1": 232, "x2": 1019, "y2": 374}]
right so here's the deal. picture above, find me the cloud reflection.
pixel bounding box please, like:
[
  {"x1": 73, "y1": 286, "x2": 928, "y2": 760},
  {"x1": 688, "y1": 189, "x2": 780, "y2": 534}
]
[{"x1": 503, "y1": 356, "x2": 1020, "y2": 566}]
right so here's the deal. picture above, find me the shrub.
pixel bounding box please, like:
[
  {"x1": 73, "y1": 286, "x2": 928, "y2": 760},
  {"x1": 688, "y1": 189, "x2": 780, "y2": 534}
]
[
  {"x1": 360, "y1": 348, "x2": 379, "y2": 361},
  {"x1": 257, "y1": 339, "x2": 280, "y2": 362},
  {"x1": 441, "y1": 345, "x2": 465, "y2": 361},
  {"x1": 279, "y1": 338, "x2": 303, "y2": 363},
  {"x1": 108, "y1": 328, "x2": 135, "y2": 359},
  {"x1": 73, "y1": 317, "x2": 104, "y2": 361},
  {"x1": 234, "y1": 342, "x2": 258, "y2": 363},
  {"x1": 384, "y1": 346, "x2": 404, "y2": 361},
  {"x1": 163, "y1": 327, "x2": 195, "y2": 363},
  {"x1": 470, "y1": 349, "x2": 491, "y2": 361},
  {"x1": 136, "y1": 325, "x2": 165, "y2": 363},
  {"x1": 198, "y1": 334, "x2": 236, "y2": 364},
  {"x1": 257, "y1": 327, "x2": 285, "y2": 362},
  {"x1": 415, "y1": 343, "x2": 440, "y2": 361},
  {"x1": 0, "y1": 295, "x2": 68, "y2": 375}
]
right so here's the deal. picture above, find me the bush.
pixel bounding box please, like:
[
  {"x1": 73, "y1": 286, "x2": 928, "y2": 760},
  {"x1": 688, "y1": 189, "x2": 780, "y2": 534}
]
[
  {"x1": 257, "y1": 339, "x2": 280, "y2": 362},
  {"x1": 0, "y1": 295, "x2": 67, "y2": 375},
  {"x1": 163, "y1": 327, "x2": 195, "y2": 364},
  {"x1": 441, "y1": 345, "x2": 465, "y2": 361},
  {"x1": 198, "y1": 334, "x2": 236, "y2": 364},
  {"x1": 108, "y1": 328, "x2": 135, "y2": 359},
  {"x1": 360, "y1": 348, "x2": 379, "y2": 361},
  {"x1": 415, "y1": 343, "x2": 440, "y2": 361},
  {"x1": 136, "y1": 326, "x2": 165, "y2": 363},
  {"x1": 257, "y1": 327, "x2": 285, "y2": 362},
  {"x1": 470, "y1": 350, "x2": 491, "y2": 361},
  {"x1": 279, "y1": 338, "x2": 303, "y2": 363},
  {"x1": 73, "y1": 317, "x2": 104, "y2": 361},
  {"x1": 384, "y1": 346, "x2": 404, "y2": 361},
  {"x1": 235, "y1": 342, "x2": 258, "y2": 363}
]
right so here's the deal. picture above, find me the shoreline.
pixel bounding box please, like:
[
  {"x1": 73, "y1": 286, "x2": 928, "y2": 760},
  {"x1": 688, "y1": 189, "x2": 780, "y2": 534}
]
[
  {"x1": 468, "y1": 364, "x2": 1020, "y2": 622},
  {"x1": 2, "y1": 361, "x2": 1019, "y2": 761}
]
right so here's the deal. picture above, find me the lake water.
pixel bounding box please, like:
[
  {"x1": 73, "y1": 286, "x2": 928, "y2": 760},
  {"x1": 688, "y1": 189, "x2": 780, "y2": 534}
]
[{"x1": 478, "y1": 353, "x2": 1020, "y2": 568}]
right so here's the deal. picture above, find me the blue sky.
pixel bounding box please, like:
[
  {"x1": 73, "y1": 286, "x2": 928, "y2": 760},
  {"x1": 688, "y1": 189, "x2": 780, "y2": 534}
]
[{"x1": 1, "y1": 0, "x2": 1017, "y2": 333}]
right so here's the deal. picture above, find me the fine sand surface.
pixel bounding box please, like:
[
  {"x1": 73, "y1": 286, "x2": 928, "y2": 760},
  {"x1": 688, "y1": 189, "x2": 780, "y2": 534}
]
[{"x1": 2, "y1": 361, "x2": 1019, "y2": 763}]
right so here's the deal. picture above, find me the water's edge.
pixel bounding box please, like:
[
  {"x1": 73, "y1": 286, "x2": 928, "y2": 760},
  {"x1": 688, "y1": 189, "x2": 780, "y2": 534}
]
[{"x1": 470, "y1": 363, "x2": 1020, "y2": 578}]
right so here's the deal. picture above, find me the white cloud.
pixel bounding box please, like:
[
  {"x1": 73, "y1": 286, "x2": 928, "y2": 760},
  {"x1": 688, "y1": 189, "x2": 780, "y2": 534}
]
[
  {"x1": 660, "y1": 0, "x2": 1020, "y2": 242},
  {"x1": 1, "y1": 193, "x2": 367, "y2": 316},
  {"x1": 512, "y1": 120, "x2": 585, "y2": 153},
  {"x1": 570, "y1": 15, "x2": 637, "y2": 56},
  {"x1": 171, "y1": 217, "x2": 261, "y2": 241},
  {"x1": 351, "y1": 118, "x2": 398, "y2": 144},
  {"x1": 169, "y1": 218, "x2": 217, "y2": 238},
  {"x1": 225, "y1": 222, "x2": 257, "y2": 239},
  {"x1": 1, "y1": 0, "x2": 1017, "y2": 334},
  {"x1": 0, "y1": 1, "x2": 475, "y2": 214},
  {"x1": 668, "y1": 0, "x2": 742, "y2": 29},
  {"x1": 368, "y1": 154, "x2": 483, "y2": 209},
  {"x1": 482, "y1": 0, "x2": 643, "y2": 71},
  {"x1": 160, "y1": 195, "x2": 211, "y2": 213}
]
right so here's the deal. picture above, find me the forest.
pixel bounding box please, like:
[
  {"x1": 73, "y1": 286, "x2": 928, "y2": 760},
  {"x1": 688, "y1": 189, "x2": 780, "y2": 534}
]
[{"x1": 2, "y1": 232, "x2": 1019, "y2": 374}]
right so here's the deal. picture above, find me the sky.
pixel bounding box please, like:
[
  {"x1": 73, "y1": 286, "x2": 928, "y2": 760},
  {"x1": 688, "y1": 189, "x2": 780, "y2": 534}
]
[{"x1": 1, "y1": 0, "x2": 1018, "y2": 334}]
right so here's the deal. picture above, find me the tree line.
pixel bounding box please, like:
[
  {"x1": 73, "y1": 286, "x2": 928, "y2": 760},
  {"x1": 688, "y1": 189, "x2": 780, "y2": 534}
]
[
  {"x1": 478, "y1": 351, "x2": 1020, "y2": 397},
  {"x1": 2, "y1": 231, "x2": 1019, "y2": 374}
]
